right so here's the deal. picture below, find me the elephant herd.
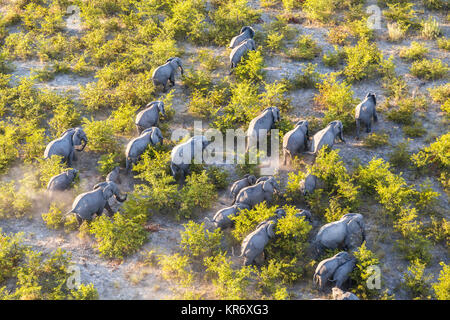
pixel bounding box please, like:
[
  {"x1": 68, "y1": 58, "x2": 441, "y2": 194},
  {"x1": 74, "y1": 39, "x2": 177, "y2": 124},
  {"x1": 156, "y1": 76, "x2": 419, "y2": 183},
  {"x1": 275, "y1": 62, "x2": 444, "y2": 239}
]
[{"x1": 40, "y1": 26, "x2": 381, "y2": 299}]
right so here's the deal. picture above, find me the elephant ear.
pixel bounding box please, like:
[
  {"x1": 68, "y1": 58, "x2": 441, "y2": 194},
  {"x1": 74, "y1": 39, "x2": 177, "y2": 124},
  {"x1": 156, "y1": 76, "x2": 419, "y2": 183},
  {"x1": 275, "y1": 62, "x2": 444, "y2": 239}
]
[
  {"x1": 267, "y1": 222, "x2": 276, "y2": 238},
  {"x1": 102, "y1": 185, "x2": 113, "y2": 200},
  {"x1": 262, "y1": 180, "x2": 274, "y2": 193},
  {"x1": 166, "y1": 57, "x2": 174, "y2": 63},
  {"x1": 271, "y1": 108, "x2": 279, "y2": 122}
]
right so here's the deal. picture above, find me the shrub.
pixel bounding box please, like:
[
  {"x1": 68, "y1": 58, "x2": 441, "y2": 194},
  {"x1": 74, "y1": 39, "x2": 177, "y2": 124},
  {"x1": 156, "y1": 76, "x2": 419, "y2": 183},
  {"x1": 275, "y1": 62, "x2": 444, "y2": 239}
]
[
  {"x1": 411, "y1": 133, "x2": 449, "y2": 174},
  {"x1": 158, "y1": 253, "x2": 193, "y2": 288},
  {"x1": 437, "y1": 37, "x2": 450, "y2": 51},
  {"x1": 403, "y1": 122, "x2": 426, "y2": 138},
  {"x1": 255, "y1": 258, "x2": 298, "y2": 299},
  {"x1": 206, "y1": 165, "x2": 229, "y2": 190},
  {"x1": 402, "y1": 259, "x2": 433, "y2": 299},
  {"x1": 388, "y1": 141, "x2": 412, "y2": 168},
  {"x1": 109, "y1": 103, "x2": 139, "y2": 136},
  {"x1": 0, "y1": 122, "x2": 20, "y2": 173},
  {"x1": 428, "y1": 84, "x2": 450, "y2": 104},
  {"x1": 285, "y1": 170, "x2": 307, "y2": 203},
  {"x1": 363, "y1": 132, "x2": 390, "y2": 148},
  {"x1": 314, "y1": 73, "x2": 359, "y2": 130},
  {"x1": 48, "y1": 103, "x2": 81, "y2": 138},
  {"x1": 231, "y1": 202, "x2": 277, "y2": 242},
  {"x1": 265, "y1": 31, "x2": 285, "y2": 53},
  {"x1": 0, "y1": 181, "x2": 32, "y2": 219},
  {"x1": 234, "y1": 50, "x2": 266, "y2": 83},
  {"x1": 383, "y1": 2, "x2": 419, "y2": 31},
  {"x1": 36, "y1": 155, "x2": 67, "y2": 189},
  {"x1": 351, "y1": 242, "x2": 381, "y2": 299},
  {"x1": 179, "y1": 171, "x2": 217, "y2": 219},
  {"x1": 420, "y1": 17, "x2": 441, "y2": 39},
  {"x1": 426, "y1": 217, "x2": 449, "y2": 245},
  {"x1": 287, "y1": 63, "x2": 321, "y2": 89},
  {"x1": 386, "y1": 96, "x2": 427, "y2": 125},
  {"x1": 387, "y1": 22, "x2": 406, "y2": 42},
  {"x1": 343, "y1": 38, "x2": 383, "y2": 82},
  {"x1": 180, "y1": 221, "x2": 223, "y2": 258},
  {"x1": 322, "y1": 46, "x2": 345, "y2": 68},
  {"x1": 410, "y1": 59, "x2": 448, "y2": 80},
  {"x1": 82, "y1": 118, "x2": 120, "y2": 153},
  {"x1": 0, "y1": 230, "x2": 26, "y2": 283},
  {"x1": 399, "y1": 42, "x2": 428, "y2": 61},
  {"x1": 287, "y1": 35, "x2": 321, "y2": 60},
  {"x1": 42, "y1": 203, "x2": 64, "y2": 230},
  {"x1": 303, "y1": 0, "x2": 335, "y2": 23},
  {"x1": 204, "y1": 252, "x2": 253, "y2": 299},
  {"x1": 182, "y1": 67, "x2": 213, "y2": 93},
  {"x1": 97, "y1": 153, "x2": 120, "y2": 177},
  {"x1": 89, "y1": 213, "x2": 148, "y2": 259},
  {"x1": 433, "y1": 262, "x2": 450, "y2": 300}
]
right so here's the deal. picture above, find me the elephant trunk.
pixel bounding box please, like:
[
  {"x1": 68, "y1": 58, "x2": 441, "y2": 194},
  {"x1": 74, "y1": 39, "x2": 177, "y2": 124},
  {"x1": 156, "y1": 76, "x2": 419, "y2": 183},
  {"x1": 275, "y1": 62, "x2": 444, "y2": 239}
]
[
  {"x1": 179, "y1": 65, "x2": 184, "y2": 76},
  {"x1": 115, "y1": 193, "x2": 127, "y2": 203},
  {"x1": 340, "y1": 130, "x2": 345, "y2": 143},
  {"x1": 77, "y1": 138, "x2": 87, "y2": 151}
]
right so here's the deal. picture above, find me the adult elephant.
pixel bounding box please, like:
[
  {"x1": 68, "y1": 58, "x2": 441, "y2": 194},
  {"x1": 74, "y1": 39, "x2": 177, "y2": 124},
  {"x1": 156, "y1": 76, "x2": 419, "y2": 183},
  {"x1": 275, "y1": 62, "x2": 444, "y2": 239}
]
[
  {"x1": 229, "y1": 174, "x2": 257, "y2": 201},
  {"x1": 44, "y1": 127, "x2": 88, "y2": 166},
  {"x1": 309, "y1": 120, "x2": 345, "y2": 154},
  {"x1": 246, "y1": 107, "x2": 280, "y2": 152},
  {"x1": 234, "y1": 177, "x2": 280, "y2": 208},
  {"x1": 135, "y1": 101, "x2": 165, "y2": 134},
  {"x1": 170, "y1": 135, "x2": 210, "y2": 183},
  {"x1": 313, "y1": 252, "x2": 356, "y2": 291},
  {"x1": 152, "y1": 57, "x2": 183, "y2": 92},
  {"x1": 240, "y1": 219, "x2": 277, "y2": 266},
  {"x1": 283, "y1": 120, "x2": 309, "y2": 165},
  {"x1": 67, "y1": 185, "x2": 115, "y2": 225},
  {"x1": 212, "y1": 203, "x2": 250, "y2": 229},
  {"x1": 229, "y1": 39, "x2": 256, "y2": 73},
  {"x1": 355, "y1": 92, "x2": 378, "y2": 139},
  {"x1": 314, "y1": 213, "x2": 365, "y2": 253},
  {"x1": 229, "y1": 26, "x2": 255, "y2": 49},
  {"x1": 47, "y1": 169, "x2": 78, "y2": 198},
  {"x1": 125, "y1": 127, "x2": 163, "y2": 173}
]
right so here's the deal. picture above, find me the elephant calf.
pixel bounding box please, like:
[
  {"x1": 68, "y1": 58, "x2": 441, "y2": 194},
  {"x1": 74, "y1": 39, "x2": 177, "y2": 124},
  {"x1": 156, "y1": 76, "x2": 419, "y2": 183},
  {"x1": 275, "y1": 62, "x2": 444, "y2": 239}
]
[
  {"x1": 234, "y1": 177, "x2": 280, "y2": 208},
  {"x1": 355, "y1": 92, "x2": 378, "y2": 140},
  {"x1": 240, "y1": 219, "x2": 277, "y2": 266},
  {"x1": 229, "y1": 26, "x2": 255, "y2": 49},
  {"x1": 47, "y1": 169, "x2": 78, "y2": 198},
  {"x1": 313, "y1": 252, "x2": 356, "y2": 291},
  {"x1": 135, "y1": 101, "x2": 165, "y2": 134},
  {"x1": 106, "y1": 167, "x2": 120, "y2": 184},
  {"x1": 93, "y1": 181, "x2": 127, "y2": 203},
  {"x1": 309, "y1": 120, "x2": 345, "y2": 154},
  {"x1": 126, "y1": 127, "x2": 163, "y2": 173},
  {"x1": 152, "y1": 57, "x2": 183, "y2": 92},
  {"x1": 314, "y1": 213, "x2": 365, "y2": 253},
  {"x1": 230, "y1": 174, "x2": 257, "y2": 201},
  {"x1": 212, "y1": 203, "x2": 250, "y2": 229},
  {"x1": 283, "y1": 120, "x2": 309, "y2": 165}
]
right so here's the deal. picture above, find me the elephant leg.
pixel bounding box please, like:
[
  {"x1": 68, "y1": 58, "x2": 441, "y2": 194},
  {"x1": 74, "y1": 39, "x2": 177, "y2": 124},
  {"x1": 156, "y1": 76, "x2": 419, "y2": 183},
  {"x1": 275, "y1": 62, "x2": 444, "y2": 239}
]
[
  {"x1": 163, "y1": 82, "x2": 167, "y2": 93},
  {"x1": 366, "y1": 122, "x2": 371, "y2": 133},
  {"x1": 355, "y1": 120, "x2": 360, "y2": 140},
  {"x1": 169, "y1": 74, "x2": 175, "y2": 86},
  {"x1": 67, "y1": 150, "x2": 74, "y2": 167},
  {"x1": 283, "y1": 150, "x2": 287, "y2": 166},
  {"x1": 126, "y1": 158, "x2": 132, "y2": 174},
  {"x1": 373, "y1": 111, "x2": 378, "y2": 123},
  {"x1": 104, "y1": 202, "x2": 114, "y2": 217},
  {"x1": 76, "y1": 214, "x2": 83, "y2": 226}
]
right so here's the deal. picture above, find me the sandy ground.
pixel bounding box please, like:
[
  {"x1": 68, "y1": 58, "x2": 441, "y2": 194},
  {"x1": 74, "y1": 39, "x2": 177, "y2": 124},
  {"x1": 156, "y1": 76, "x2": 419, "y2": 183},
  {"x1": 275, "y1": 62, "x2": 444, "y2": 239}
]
[{"x1": 0, "y1": 2, "x2": 449, "y2": 299}]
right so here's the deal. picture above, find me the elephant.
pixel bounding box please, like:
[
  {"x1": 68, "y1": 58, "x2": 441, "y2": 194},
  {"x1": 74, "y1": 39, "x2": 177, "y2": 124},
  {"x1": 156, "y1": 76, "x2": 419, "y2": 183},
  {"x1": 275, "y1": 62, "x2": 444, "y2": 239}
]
[
  {"x1": 93, "y1": 181, "x2": 127, "y2": 203},
  {"x1": 234, "y1": 177, "x2": 280, "y2": 208},
  {"x1": 66, "y1": 185, "x2": 115, "y2": 225},
  {"x1": 332, "y1": 287, "x2": 359, "y2": 300},
  {"x1": 300, "y1": 173, "x2": 318, "y2": 196},
  {"x1": 229, "y1": 26, "x2": 255, "y2": 49},
  {"x1": 355, "y1": 92, "x2": 378, "y2": 140},
  {"x1": 135, "y1": 101, "x2": 165, "y2": 134},
  {"x1": 283, "y1": 120, "x2": 309, "y2": 165},
  {"x1": 47, "y1": 169, "x2": 78, "y2": 198},
  {"x1": 44, "y1": 127, "x2": 88, "y2": 166},
  {"x1": 212, "y1": 203, "x2": 250, "y2": 229},
  {"x1": 106, "y1": 167, "x2": 120, "y2": 184},
  {"x1": 125, "y1": 127, "x2": 164, "y2": 173},
  {"x1": 309, "y1": 120, "x2": 345, "y2": 154},
  {"x1": 170, "y1": 135, "x2": 210, "y2": 183},
  {"x1": 255, "y1": 176, "x2": 271, "y2": 184},
  {"x1": 313, "y1": 251, "x2": 356, "y2": 291},
  {"x1": 314, "y1": 213, "x2": 366, "y2": 254},
  {"x1": 246, "y1": 107, "x2": 280, "y2": 152},
  {"x1": 240, "y1": 219, "x2": 277, "y2": 266},
  {"x1": 229, "y1": 39, "x2": 256, "y2": 73},
  {"x1": 230, "y1": 174, "x2": 257, "y2": 201},
  {"x1": 296, "y1": 209, "x2": 313, "y2": 223},
  {"x1": 152, "y1": 57, "x2": 183, "y2": 92}
]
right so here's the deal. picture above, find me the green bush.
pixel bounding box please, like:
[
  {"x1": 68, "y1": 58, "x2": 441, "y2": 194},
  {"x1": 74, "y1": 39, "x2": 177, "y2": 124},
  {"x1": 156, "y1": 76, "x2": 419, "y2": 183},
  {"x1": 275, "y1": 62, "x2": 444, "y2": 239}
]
[
  {"x1": 231, "y1": 202, "x2": 277, "y2": 242},
  {"x1": 42, "y1": 203, "x2": 64, "y2": 230},
  {"x1": 158, "y1": 253, "x2": 193, "y2": 288},
  {"x1": 287, "y1": 35, "x2": 321, "y2": 60},
  {"x1": 428, "y1": 84, "x2": 449, "y2": 104},
  {"x1": 303, "y1": 0, "x2": 335, "y2": 23},
  {"x1": 109, "y1": 103, "x2": 139, "y2": 136},
  {"x1": 343, "y1": 38, "x2": 383, "y2": 82},
  {"x1": 322, "y1": 46, "x2": 345, "y2": 68},
  {"x1": 97, "y1": 153, "x2": 120, "y2": 177},
  {"x1": 314, "y1": 73, "x2": 359, "y2": 131},
  {"x1": 410, "y1": 59, "x2": 448, "y2": 80},
  {"x1": 437, "y1": 37, "x2": 450, "y2": 51},
  {"x1": 351, "y1": 242, "x2": 381, "y2": 299},
  {"x1": 399, "y1": 41, "x2": 428, "y2": 61},
  {"x1": 363, "y1": 132, "x2": 390, "y2": 148},
  {"x1": 383, "y1": 2, "x2": 419, "y2": 32},
  {"x1": 82, "y1": 118, "x2": 120, "y2": 153},
  {"x1": 89, "y1": 213, "x2": 148, "y2": 260},
  {"x1": 206, "y1": 165, "x2": 229, "y2": 190},
  {"x1": 36, "y1": 155, "x2": 67, "y2": 189},
  {"x1": 420, "y1": 16, "x2": 441, "y2": 40},
  {"x1": 388, "y1": 140, "x2": 412, "y2": 168},
  {"x1": 386, "y1": 96, "x2": 427, "y2": 125},
  {"x1": 286, "y1": 63, "x2": 321, "y2": 90},
  {"x1": 433, "y1": 262, "x2": 450, "y2": 300},
  {"x1": 179, "y1": 171, "x2": 217, "y2": 219},
  {"x1": 180, "y1": 221, "x2": 223, "y2": 258},
  {"x1": 411, "y1": 133, "x2": 449, "y2": 175},
  {"x1": 255, "y1": 258, "x2": 298, "y2": 299},
  {"x1": 234, "y1": 50, "x2": 266, "y2": 83},
  {"x1": 0, "y1": 181, "x2": 32, "y2": 219},
  {"x1": 402, "y1": 259, "x2": 433, "y2": 299}
]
